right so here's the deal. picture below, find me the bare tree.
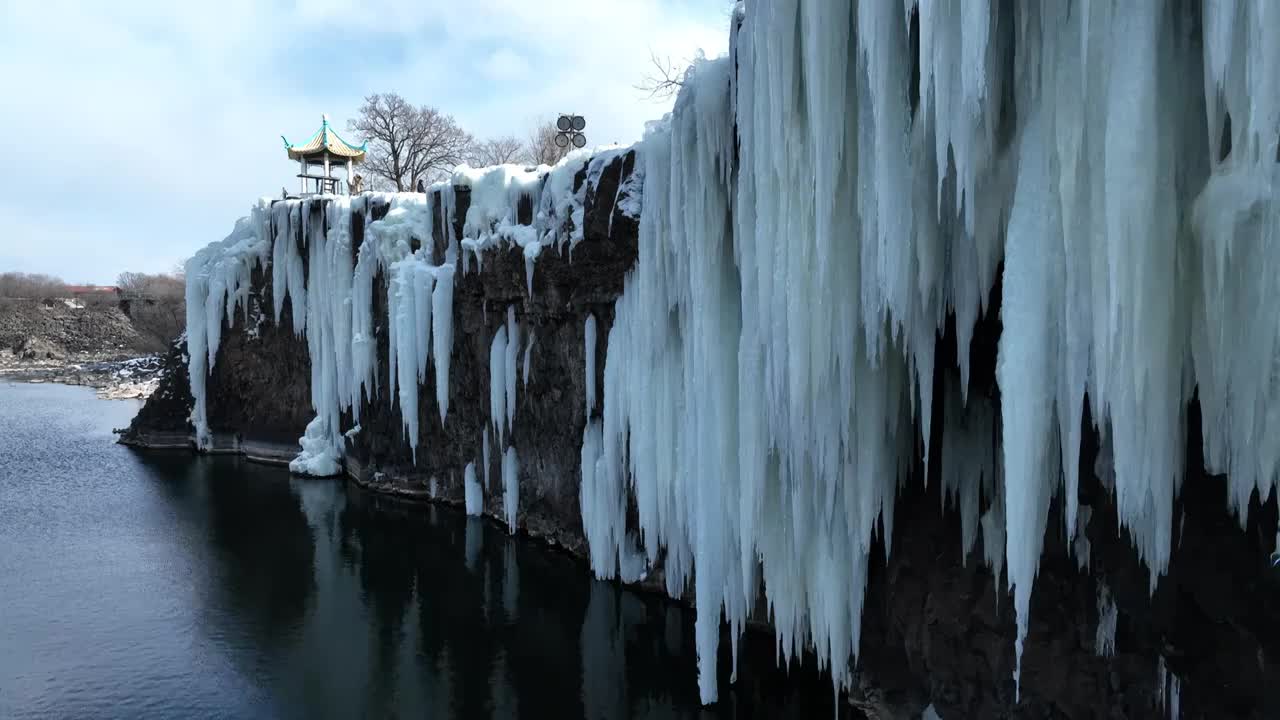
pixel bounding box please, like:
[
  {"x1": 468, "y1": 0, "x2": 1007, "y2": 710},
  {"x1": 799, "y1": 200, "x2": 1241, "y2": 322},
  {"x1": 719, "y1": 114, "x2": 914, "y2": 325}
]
[
  {"x1": 0, "y1": 272, "x2": 68, "y2": 298},
  {"x1": 635, "y1": 49, "x2": 691, "y2": 101},
  {"x1": 468, "y1": 136, "x2": 528, "y2": 167},
  {"x1": 526, "y1": 121, "x2": 573, "y2": 167},
  {"x1": 117, "y1": 271, "x2": 186, "y2": 350},
  {"x1": 348, "y1": 93, "x2": 473, "y2": 191}
]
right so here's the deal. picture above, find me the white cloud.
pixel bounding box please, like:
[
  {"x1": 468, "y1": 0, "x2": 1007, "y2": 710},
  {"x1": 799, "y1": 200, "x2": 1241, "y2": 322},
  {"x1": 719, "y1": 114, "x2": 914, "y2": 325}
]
[
  {"x1": 0, "y1": 0, "x2": 731, "y2": 283},
  {"x1": 482, "y1": 48, "x2": 531, "y2": 81}
]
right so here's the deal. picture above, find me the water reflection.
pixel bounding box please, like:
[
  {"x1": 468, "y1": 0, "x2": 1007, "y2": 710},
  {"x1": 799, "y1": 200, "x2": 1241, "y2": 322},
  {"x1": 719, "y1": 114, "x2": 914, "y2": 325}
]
[
  {"x1": 183, "y1": 463, "x2": 841, "y2": 719},
  {"x1": 0, "y1": 382, "x2": 840, "y2": 719}
]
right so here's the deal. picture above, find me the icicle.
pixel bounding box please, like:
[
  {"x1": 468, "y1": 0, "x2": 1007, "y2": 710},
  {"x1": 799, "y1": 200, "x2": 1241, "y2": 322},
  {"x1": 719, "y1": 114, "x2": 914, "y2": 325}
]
[
  {"x1": 490, "y1": 324, "x2": 509, "y2": 442},
  {"x1": 505, "y1": 306, "x2": 520, "y2": 435},
  {"x1": 503, "y1": 446, "x2": 520, "y2": 534},
  {"x1": 483, "y1": 427, "x2": 492, "y2": 490},
  {"x1": 431, "y1": 264, "x2": 455, "y2": 425},
  {"x1": 584, "y1": 313, "x2": 597, "y2": 419},
  {"x1": 465, "y1": 461, "x2": 483, "y2": 516},
  {"x1": 999, "y1": 108, "x2": 1060, "y2": 700},
  {"x1": 522, "y1": 330, "x2": 536, "y2": 387},
  {"x1": 524, "y1": 241, "x2": 542, "y2": 298}
]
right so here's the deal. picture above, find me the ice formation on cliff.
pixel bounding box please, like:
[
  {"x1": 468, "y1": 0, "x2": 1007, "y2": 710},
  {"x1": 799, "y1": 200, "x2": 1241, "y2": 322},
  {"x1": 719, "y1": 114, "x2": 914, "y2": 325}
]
[
  {"x1": 465, "y1": 461, "x2": 482, "y2": 516},
  {"x1": 578, "y1": 0, "x2": 1280, "y2": 706},
  {"x1": 182, "y1": 0, "x2": 1280, "y2": 709},
  {"x1": 503, "y1": 446, "x2": 520, "y2": 533},
  {"x1": 185, "y1": 148, "x2": 622, "y2": 474}
]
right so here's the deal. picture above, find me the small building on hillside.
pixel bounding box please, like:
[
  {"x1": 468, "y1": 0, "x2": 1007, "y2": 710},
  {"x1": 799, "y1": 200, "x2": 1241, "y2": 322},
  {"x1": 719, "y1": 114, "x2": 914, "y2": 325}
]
[
  {"x1": 283, "y1": 115, "x2": 366, "y2": 196},
  {"x1": 65, "y1": 285, "x2": 120, "y2": 299}
]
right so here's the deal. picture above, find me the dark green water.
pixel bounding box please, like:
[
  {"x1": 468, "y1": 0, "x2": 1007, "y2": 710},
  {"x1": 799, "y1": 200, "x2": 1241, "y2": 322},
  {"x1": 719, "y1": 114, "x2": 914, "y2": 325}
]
[{"x1": 0, "y1": 382, "x2": 837, "y2": 719}]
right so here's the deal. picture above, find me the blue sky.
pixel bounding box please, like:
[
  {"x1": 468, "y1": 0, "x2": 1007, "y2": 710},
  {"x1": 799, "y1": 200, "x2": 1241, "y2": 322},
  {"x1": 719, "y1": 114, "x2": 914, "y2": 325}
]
[{"x1": 0, "y1": 0, "x2": 731, "y2": 284}]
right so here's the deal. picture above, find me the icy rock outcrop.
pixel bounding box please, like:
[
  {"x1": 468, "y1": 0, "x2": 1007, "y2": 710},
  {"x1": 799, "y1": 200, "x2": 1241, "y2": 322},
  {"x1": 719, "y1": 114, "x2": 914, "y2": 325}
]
[
  {"x1": 577, "y1": 0, "x2": 1280, "y2": 707},
  {"x1": 182, "y1": 148, "x2": 637, "y2": 476}
]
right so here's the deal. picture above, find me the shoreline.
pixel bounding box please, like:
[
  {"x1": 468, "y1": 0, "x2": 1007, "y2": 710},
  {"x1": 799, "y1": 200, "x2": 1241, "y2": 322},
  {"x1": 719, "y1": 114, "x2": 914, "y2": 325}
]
[
  {"x1": 121, "y1": 428, "x2": 686, "y2": 601},
  {"x1": 118, "y1": 426, "x2": 858, "y2": 714},
  {"x1": 0, "y1": 354, "x2": 163, "y2": 400}
]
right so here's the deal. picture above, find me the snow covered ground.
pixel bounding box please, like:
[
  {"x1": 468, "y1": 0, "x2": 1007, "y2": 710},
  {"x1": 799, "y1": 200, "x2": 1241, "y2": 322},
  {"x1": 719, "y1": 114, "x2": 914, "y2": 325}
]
[{"x1": 1, "y1": 351, "x2": 164, "y2": 400}]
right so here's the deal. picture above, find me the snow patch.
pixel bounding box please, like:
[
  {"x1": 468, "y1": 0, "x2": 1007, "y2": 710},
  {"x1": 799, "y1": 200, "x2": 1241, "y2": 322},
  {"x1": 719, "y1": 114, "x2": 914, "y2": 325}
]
[{"x1": 290, "y1": 416, "x2": 343, "y2": 477}]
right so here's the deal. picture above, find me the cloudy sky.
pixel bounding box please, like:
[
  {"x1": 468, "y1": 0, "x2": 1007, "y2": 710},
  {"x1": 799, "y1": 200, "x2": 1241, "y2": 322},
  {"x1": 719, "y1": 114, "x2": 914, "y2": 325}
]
[{"x1": 0, "y1": 1, "x2": 731, "y2": 284}]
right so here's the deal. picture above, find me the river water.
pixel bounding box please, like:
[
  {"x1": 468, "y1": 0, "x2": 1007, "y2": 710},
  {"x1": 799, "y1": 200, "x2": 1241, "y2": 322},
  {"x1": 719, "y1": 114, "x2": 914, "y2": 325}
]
[{"x1": 0, "y1": 382, "x2": 838, "y2": 719}]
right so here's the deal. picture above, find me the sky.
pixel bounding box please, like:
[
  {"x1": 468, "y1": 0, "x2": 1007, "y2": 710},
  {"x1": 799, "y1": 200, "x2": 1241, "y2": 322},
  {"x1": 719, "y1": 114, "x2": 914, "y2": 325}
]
[{"x1": 0, "y1": 0, "x2": 732, "y2": 284}]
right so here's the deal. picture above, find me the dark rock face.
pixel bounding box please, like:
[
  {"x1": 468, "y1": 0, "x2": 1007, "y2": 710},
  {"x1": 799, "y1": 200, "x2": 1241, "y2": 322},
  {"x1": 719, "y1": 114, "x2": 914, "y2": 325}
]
[
  {"x1": 201, "y1": 270, "x2": 313, "y2": 446},
  {"x1": 853, "y1": 442, "x2": 1280, "y2": 719},
  {"x1": 119, "y1": 266, "x2": 311, "y2": 450},
  {"x1": 119, "y1": 340, "x2": 191, "y2": 438},
  {"x1": 346, "y1": 154, "x2": 638, "y2": 556},
  {"x1": 850, "y1": 280, "x2": 1280, "y2": 719},
  {"x1": 123, "y1": 148, "x2": 1280, "y2": 718}
]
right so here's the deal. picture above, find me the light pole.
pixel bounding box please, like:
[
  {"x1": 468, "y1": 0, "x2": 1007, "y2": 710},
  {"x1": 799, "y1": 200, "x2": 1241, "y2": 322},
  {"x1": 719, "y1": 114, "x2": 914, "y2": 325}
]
[{"x1": 555, "y1": 114, "x2": 588, "y2": 149}]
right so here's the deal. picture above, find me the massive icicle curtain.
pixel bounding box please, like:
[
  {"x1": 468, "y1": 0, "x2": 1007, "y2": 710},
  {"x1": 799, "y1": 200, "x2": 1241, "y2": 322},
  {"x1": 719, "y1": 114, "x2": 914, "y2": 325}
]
[
  {"x1": 179, "y1": 0, "x2": 1280, "y2": 707},
  {"x1": 184, "y1": 154, "x2": 631, "y2": 473},
  {"x1": 582, "y1": 0, "x2": 1280, "y2": 705}
]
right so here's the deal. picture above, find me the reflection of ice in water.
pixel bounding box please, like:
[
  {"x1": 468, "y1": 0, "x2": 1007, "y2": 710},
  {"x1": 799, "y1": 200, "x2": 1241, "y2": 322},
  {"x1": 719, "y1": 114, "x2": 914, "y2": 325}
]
[
  {"x1": 276, "y1": 479, "x2": 377, "y2": 718},
  {"x1": 292, "y1": 477, "x2": 337, "y2": 523},
  {"x1": 465, "y1": 517, "x2": 483, "y2": 572},
  {"x1": 581, "y1": 579, "x2": 627, "y2": 720},
  {"x1": 490, "y1": 647, "x2": 517, "y2": 720},
  {"x1": 1157, "y1": 656, "x2": 1181, "y2": 719},
  {"x1": 426, "y1": 643, "x2": 455, "y2": 718},
  {"x1": 483, "y1": 561, "x2": 492, "y2": 623},
  {"x1": 502, "y1": 540, "x2": 519, "y2": 621}
]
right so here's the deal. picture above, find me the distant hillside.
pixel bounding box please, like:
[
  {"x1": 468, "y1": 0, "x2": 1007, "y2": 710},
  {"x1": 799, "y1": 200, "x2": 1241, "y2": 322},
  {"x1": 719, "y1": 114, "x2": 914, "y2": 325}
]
[{"x1": 0, "y1": 297, "x2": 150, "y2": 360}]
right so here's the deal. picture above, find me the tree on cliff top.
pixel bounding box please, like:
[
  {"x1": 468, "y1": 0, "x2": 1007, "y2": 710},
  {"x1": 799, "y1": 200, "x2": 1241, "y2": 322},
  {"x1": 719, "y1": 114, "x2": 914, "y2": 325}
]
[
  {"x1": 526, "y1": 120, "x2": 573, "y2": 167},
  {"x1": 348, "y1": 93, "x2": 473, "y2": 191},
  {"x1": 467, "y1": 135, "x2": 528, "y2": 167},
  {"x1": 635, "y1": 49, "x2": 690, "y2": 101}
]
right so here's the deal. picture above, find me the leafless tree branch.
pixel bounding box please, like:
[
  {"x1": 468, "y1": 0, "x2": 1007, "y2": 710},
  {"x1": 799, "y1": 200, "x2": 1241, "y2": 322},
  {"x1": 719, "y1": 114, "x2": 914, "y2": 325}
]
[
  {"x1": 117, "y1": 271, "x2": 186, "y2": 350},
  {"x1": 526, "y1": 120, "x2": 573, "y2": 167},
  {"x1": 468, "y1": 136, "x2": 529, "y2": 167},
  {"x1": 0, "y1": 272, "x2": 68, "y2": 298},
  {"x1": 634, "y1": 49, "x2": 689, "y2": 101},
  {"x1": 348, "y1": 93, "x2": 473, "y2": 191}
]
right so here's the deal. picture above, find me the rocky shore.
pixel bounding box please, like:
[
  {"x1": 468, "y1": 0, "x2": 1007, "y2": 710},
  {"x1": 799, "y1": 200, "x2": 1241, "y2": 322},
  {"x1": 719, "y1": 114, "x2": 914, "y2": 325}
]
[
  {"x1": 0, "y1": 351, "x2": 164, "y2": 399},
  {"x1": 0, "y1": 295, "x2": 168, "y2": 399}
]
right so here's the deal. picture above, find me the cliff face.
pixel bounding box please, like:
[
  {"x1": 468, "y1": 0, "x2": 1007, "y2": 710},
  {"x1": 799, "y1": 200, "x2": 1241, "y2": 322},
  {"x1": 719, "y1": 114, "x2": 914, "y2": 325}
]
[
  {"x1": 119, "y1": 270, "x2": 310, "y2": 453},
  {"x1": 343, "y1": 153, "x2": 639, "y2": 555},
  {"x1": 850, "y1": 294, "x2": 1280, "y2": 718},
  {"x1": 124, "y1": 151, "x2": 638, "y2": 555},
  {"x1": 124, "y1": 162, "x2": 1280, "y2": 719}
]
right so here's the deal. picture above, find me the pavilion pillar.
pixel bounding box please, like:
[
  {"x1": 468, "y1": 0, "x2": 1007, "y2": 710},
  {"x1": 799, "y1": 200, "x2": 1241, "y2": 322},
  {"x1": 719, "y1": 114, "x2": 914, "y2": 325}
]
[
  {"x1": 347, "y1": 158, "x2": 353, "y2": 194},
  {"x1": 300, "y1": 158, "x2": 305, "y2": 194}
]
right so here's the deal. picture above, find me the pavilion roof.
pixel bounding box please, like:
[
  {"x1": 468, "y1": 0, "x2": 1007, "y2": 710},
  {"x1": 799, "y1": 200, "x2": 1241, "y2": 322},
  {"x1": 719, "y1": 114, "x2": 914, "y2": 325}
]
[{"x1": 283, "y1": 115, "x2": 366, "y2": 162}]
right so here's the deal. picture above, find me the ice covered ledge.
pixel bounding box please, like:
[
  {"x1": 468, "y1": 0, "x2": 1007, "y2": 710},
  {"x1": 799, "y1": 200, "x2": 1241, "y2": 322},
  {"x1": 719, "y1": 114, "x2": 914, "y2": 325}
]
[{"x1": 122, "y1": 149, "x2": 641, "y2": 556}]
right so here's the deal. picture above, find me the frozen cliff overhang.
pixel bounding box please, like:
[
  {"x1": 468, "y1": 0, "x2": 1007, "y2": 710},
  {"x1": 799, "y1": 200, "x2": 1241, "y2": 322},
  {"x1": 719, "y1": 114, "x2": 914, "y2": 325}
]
[
  {"x1": 172, "y1": 0, "x2": 1280, "y2": 713},
  {"x1": 583, "y1": 0, "x2": 1280, "y2": 708},
  {"x1": 184, "y1": 147, "x2": 639, "y2": 469}
]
